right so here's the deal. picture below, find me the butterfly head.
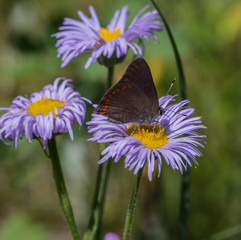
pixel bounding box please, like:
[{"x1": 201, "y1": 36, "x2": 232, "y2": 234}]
[{"x1": 159, "y1": 106, "x2": 165, "y2": 116}]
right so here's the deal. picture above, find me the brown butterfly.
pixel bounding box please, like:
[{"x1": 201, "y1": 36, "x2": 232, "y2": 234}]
[{"x1": 97, "y1": 58, "x2": 176, "y2": 125}]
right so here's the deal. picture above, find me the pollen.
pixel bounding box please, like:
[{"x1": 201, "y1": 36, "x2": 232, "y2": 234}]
[
  {"x1": 98, "y1": 27, "x2": 122, "y2": 42},
  {"x1": 126, "y1": 124, "x2": 168, "y2": 150},
  {"x1": 26, "y1": 97, "x2": 66, "y2": 118}
]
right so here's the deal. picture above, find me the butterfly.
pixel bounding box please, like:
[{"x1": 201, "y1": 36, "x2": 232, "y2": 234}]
[{"x1": 97, "y1": 58, "x2": 173, "y2": 124}]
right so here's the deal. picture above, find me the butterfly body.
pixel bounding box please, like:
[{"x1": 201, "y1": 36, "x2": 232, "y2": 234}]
[{"x1": 97, "y1": 58, "x2": 160, "y2": 124}]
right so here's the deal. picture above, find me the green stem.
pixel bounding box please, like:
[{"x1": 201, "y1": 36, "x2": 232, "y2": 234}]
[
  {"x1": 178, "y1": 169, "x2": 191, "y2": 240},
  {"x1": 84, "y1": 154, "x2": 112, "y2": 240},
  {"x1": 150, "y1": 0, "x2": 187, "y2": 100},
  {"x1": 84, "y1": 162, "x2": 104, "y2": 239},
  {"x1": 97, "y1": 154, "x2": 112, "y2": 239},
  {"x1": 107, "y1": 65, "x2": 114, "y2": 89},
  {"x1": 83, "y1": 66, "x2": 114, "y2": 240},
  {"x1": 48, "y1": 137, "x2": 80, "y2": 240},
  {"x1": 149, "y1": 1, "x2": 190, "y2": 239},
  {"x1": 122, "y1": 168, "x2": 143, "y2": 240}
]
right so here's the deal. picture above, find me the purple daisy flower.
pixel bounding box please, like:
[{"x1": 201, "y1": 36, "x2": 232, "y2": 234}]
[
  {"x1": 0, "y1": 78, "x2": 89, "y2": 149},
  {"x1": 53, "y1": 5, "x2": 162, "y2": 68},
  {"x1": 87, "y1": 95, "x2": 206, "y2": 181}
]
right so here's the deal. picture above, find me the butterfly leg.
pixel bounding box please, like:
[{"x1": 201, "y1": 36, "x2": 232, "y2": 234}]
[
  {"x1": 130, "y1": 123, "x2": 141, "y2": 136},
  {"x1": 130, "y1": 119, "x2": 148, "y2": 136}
]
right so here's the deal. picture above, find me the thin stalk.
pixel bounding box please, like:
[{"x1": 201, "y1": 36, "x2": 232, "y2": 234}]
[
  {"x1": 122, "y1": 168, "x2": 143, "y2": 240},
  {"x1": 107, "y1": 65, "x2": 114, "y2": 89},
  {"x1": 178, "y1": 170, "x2": 191, "y2": 240},
  {"x1": 149, "y1": 1, "x2": 190, "y2": 239},
  {"x1": 96, "y1": 153, "x2": 112, "y2": 239},
  {"x1": 150, "y1": 0, "x2": 187, "y2": 100},
  {"x1": 83, "y1": 66, "x2": 114, "y2": 240},
  {"x1": 84, "y1": 161, "x2": 104, "y2": 240},
  {"x1": 83, "y1": 151, "x2": 112, "y2": 240},
  {"x1": 48, "y1": 137, "x2": 80, "y2": 240}
]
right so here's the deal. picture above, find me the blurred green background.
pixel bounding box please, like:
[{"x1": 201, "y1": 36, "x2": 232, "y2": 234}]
[{"x1": 0, "y1": 0, "x2": 241, "y2": 239}]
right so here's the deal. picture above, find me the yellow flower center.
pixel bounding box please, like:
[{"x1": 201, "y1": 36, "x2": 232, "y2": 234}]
[
  {"x1": 98, "y1": 27, "x2": 122, "y2": 42},
  {"x1": 127, "y1": 124, "x2": 168, "y2": 150},
  {"x1": 26, "y1": 97, "x2": 66, "y2": 118}
]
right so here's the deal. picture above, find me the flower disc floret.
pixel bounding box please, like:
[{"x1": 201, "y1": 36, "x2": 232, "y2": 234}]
[
  {"x1": 0, "y1": 78, "x2": 89, "y2": 149},
  {"x1": 26, "y1": 98, "x2": 66, "y2": 118},
  {"x1": 53, "y1": 5, "x2": 162, "y2": 68},
  {"x1": 98, "y1": 27, "x2": 122, "y2": 42},
  {"x1": 87, "y1": 95, "x2": 206, "y2": 181},
  {"x1": 127, "y1": 124, "x2": 168, "y2": 149}
]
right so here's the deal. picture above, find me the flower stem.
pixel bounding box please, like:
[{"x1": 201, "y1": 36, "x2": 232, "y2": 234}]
[
  {"x1": 178, "y1": 170, "x2": 191, "y2": 240},
  {"x1": 48, "y1": 137, "x2": 80, "y2": 240},
  {"x1": 83, "y1": 66, "x2": 114, "y2": 240},
  {"x1": 107, "y1": 65, "x2": 114, "y2": 89},
  {"x1": 150, "y1": 1, "x2": 190, "y2": 239},
  {"x1": 97, "y1": 151, "x2": 112, "y2": 238},
  {"x1": 150, "y1": 0, "x2": 187, "y2": 100},
  {"x1": 83, "y1": 162, "x2": 103, "y2": 240},
  {"x1": 122, "y1": 168, "x2": 143, "y2": 240}
]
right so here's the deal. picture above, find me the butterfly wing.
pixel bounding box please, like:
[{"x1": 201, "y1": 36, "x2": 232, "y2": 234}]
[{"x1": 97, "y1": 58, "x2": 159, "y2": 124}]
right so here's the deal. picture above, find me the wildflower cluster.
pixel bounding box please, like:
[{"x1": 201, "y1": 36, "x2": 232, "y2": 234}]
[{"x1": 0, "y1": 3, "x2": 206, "y2": 240}]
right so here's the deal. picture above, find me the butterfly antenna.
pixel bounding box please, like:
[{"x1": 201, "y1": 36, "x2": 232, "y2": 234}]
[{"x1": 165, "y1": 78, "x2": 176, "y2": 96}]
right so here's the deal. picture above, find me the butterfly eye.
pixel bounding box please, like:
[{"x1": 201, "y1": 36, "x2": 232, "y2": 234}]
[{"x1": 159, "y1": 106, "x2": 165, "y2": 116}]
